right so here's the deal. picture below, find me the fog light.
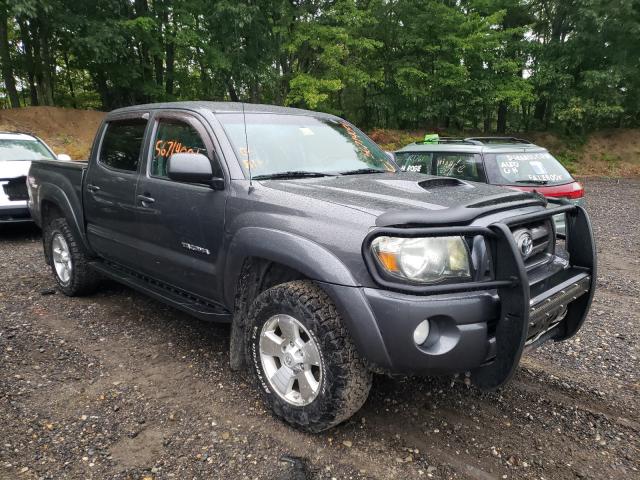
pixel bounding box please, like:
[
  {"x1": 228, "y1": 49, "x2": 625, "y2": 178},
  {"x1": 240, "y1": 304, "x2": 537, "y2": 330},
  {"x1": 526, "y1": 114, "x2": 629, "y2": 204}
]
[{"x1": 413, "y1": 320, "x2": 431, "y2": 345}]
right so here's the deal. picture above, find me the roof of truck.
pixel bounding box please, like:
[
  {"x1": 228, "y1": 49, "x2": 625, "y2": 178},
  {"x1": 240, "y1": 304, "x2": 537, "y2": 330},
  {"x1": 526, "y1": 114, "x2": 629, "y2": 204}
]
[
  {"x1": 108, "y1": 101, "x2": 337, "y2": 119},
  {"x1": 396, "y1": 137, "x2": 548, "y2": 155}
]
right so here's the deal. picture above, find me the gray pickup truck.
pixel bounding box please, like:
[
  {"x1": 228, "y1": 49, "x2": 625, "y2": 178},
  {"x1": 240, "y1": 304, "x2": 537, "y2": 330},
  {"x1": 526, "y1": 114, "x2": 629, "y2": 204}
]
[{"x1": 27, "y1": 102, "x2": 596, "y2": 432}]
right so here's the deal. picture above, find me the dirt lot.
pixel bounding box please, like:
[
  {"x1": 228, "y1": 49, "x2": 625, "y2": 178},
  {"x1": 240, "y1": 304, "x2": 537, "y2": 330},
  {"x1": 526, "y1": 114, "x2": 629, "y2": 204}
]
[{"x1": 1, "y1": 177, "x2": 638, "y2": 480}]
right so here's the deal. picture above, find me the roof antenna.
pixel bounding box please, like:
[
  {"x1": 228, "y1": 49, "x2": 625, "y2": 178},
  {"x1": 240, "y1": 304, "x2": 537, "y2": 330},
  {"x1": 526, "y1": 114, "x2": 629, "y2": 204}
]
[
  {"x1": 241, "y1": 101, "x2": 254, "y2": 191},
  {"x1": 234, "y1": 16, "x2": 253, "y2": 192}
]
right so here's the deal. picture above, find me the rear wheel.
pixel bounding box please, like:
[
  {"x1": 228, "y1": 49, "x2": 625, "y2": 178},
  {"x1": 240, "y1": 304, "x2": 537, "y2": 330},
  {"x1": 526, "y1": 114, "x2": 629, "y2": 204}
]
[
  {"x1": 246, "y1": 280, "x2": 372, "y2": 432},
  {"x1": 45, "y1": 217, "x2": 100, "y2": 296}
]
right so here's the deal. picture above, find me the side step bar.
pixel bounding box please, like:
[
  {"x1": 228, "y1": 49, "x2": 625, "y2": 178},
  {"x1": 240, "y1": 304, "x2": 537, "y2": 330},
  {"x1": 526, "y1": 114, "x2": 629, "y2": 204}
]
[{"x1": 90, "y1": 261, "x2": 232, "y2": 323}]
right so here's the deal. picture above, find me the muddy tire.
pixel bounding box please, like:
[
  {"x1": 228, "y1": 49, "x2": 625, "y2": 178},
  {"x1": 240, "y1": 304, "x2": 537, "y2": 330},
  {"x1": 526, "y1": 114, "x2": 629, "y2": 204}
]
[
  {"x1": 44, "y1": 217, "x2": 100, "y2": 296},
  {"x1": 246, "y1": 280, "x2": 372, "y2": 432}
]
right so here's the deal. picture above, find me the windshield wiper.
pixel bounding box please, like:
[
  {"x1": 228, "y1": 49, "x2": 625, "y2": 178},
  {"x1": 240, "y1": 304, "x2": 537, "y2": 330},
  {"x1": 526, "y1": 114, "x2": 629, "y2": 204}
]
[
  {"x1": 253, "y1": 171, "x2": 335, "y2": 180},
  {"x1": 339, "y1": 168, "x2": 388, "y2": 175},
  {"x1": 515, "y1": 179, "x2": 549, "y2": 185}
]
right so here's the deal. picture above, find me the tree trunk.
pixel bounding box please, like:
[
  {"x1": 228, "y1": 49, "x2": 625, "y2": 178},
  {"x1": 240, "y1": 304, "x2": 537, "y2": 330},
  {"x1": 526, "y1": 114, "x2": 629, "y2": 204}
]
[
  {"x1": 165, "y1": 37, "x2": 175, "y2": 96},
  {"x1": 483, "y1": 105, "x2": 492, "y2": 133},
  {"x1": 94, "y1": 71, "x2": 111, "y2": 110},
  {"x1": 533, "y1": 98, "x2": 546, "y2": 123},
  {"x1": 31, "y1": 19, "x2": 54, "y2": 106},
  {"x1": 0, "y1": 6, "x2": 20, "y2": 108},
  {"x1": 196, "y1": 50, "x2": 210, "y2": 98},
  {"x1": 250, "y1": 79, "x2": 259, "y2": 103},
  {"x1": 154, "y1": 56, "x2": 164, "y2": 88},
  {"x1": 37, "y1": 14, "x2": 54, "y2": 105},
  {"x1": 62, "y1": 50, "x2": 77, "y2": 108},
  {"x1": 227, "y1": 80, "x2": 239, "y2": 102},
  {"x1": 497, "y1": 102, "x2": 507, "y2": 133},
  {"x1": 153, "y1": 0, "x2": 165, "y2": 88},
  {"x1": 134, "y1": 0, "x2": 153, "y2": 102},
  {"x1": 164, "y1": 8, "x2": 175, "y2": 97},
  {"x1": 18, "y1": 18, "x2": 38, "y2": 105}
]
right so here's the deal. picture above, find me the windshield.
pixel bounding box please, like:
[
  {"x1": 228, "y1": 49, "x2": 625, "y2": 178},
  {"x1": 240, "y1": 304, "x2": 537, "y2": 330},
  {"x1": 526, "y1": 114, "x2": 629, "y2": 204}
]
[
  {"x1": 484, "y1": 151, "x2": 573, "y2": 186},
  {"x1": 0, "y1": 138, "x2": 56, "y2": 161},
  {"x1": 218, "y1": 113, "x2": 395, "y2": 178}
]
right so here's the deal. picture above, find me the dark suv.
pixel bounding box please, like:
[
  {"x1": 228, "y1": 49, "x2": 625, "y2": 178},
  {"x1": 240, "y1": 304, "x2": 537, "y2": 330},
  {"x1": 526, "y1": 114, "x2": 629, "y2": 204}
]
[{"x1": 28, "y1": 103, "x2": 596, "y2": 431}]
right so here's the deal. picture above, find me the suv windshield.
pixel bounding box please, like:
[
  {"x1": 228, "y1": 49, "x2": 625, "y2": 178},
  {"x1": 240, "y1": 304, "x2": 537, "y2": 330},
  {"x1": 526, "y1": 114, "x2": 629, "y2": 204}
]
[
  {"x1": 0, "y1": 138, "x2": 56, "y2": 161},
  {"x1": 218, "y1": 113, "x2": 395, "y2": 178},
  {"x1": 483, "y1": 151, "x2": 572, "y2": 186}
]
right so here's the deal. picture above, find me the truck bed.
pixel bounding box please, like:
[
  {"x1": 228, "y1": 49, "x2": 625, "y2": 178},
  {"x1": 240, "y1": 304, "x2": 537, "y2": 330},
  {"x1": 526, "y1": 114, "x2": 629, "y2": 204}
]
[{"x1": 28, "y1": 159, "x2": 87, "y2": 229}]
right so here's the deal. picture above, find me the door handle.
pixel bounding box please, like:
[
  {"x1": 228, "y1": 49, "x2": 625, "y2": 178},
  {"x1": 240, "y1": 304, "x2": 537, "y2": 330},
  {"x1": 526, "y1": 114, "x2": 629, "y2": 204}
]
[
  {"x1": 137, "y1": 194, "x2": 155, "y2": 207},
  {"x1": 87, "y1": 184, "x2": 101, "y2": 193}
]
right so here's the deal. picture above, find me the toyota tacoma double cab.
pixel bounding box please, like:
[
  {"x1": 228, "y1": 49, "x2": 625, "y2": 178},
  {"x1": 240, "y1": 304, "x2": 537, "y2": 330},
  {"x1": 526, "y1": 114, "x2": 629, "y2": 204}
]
[{"x1": 27, "y1": 102, "x2": 596, "y2": 432}]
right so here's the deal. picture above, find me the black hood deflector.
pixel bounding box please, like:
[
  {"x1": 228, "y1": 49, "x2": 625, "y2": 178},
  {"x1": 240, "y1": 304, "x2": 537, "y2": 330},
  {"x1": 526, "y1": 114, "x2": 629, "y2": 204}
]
[{"x1": 375, "y1": 191, "x2": 547, "y2": 227}]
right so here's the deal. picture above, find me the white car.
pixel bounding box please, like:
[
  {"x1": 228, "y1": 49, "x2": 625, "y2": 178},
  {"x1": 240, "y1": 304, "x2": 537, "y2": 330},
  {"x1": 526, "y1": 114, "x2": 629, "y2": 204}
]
[{"x1": 1, "y1": 132, "x2": 70, "y2": 224}]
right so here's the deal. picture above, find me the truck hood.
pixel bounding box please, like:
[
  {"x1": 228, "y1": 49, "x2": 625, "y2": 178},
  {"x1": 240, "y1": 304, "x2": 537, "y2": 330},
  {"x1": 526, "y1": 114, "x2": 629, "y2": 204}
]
[
  {"x1": 259, "y1": 172, "x2": 521, "y2": 217},
  {"x1": 0, "y1": 160, "x2": 31, "y2": 181}
]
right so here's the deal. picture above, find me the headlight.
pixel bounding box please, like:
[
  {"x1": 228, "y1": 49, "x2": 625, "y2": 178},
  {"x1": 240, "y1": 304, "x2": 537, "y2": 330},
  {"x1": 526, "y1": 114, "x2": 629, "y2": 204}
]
[{"x1": 371, "y1": 236, "x2": 471, "y2": 284}]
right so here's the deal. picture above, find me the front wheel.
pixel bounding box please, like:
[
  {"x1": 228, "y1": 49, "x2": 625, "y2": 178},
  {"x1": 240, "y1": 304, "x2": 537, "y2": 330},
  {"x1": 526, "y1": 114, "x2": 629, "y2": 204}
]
[
  {"x1": 44, "y1": 217, "x2": 100, "y2": 296},
  {"x1": 246, "y1": 280, "x2": 372, "y2": 432}
]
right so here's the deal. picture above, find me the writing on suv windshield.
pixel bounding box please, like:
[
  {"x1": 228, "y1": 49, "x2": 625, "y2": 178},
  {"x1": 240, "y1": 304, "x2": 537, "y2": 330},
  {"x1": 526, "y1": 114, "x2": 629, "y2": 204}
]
[
  {"x1": 218, "y1": 113, "x2": 395, "y2": 178},
  {"x1": 484, "y1": 151, "x2": 571, "y2": 186},
  {"x1": 0, "y1": 139, "x2": 56, "y2": 161}
]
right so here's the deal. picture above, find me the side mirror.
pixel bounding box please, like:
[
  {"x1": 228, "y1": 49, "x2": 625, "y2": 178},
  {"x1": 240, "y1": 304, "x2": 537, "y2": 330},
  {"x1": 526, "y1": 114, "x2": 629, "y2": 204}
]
[
  {"x1": 167, "y1": 153, "x2": 223, "y2": 189},
  {"x1": 57, "y1": 153, "x2": 71, "y2": 161},
  {"x1": 385, "y1": 151, "x2": 395, "y2": 162}
]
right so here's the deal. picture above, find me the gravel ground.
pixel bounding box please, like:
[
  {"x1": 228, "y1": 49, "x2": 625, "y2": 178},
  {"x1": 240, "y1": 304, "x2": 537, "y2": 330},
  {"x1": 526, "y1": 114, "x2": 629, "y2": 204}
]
[{"x1": 1, "y1": 177, "x2": 638, "y2": 480}]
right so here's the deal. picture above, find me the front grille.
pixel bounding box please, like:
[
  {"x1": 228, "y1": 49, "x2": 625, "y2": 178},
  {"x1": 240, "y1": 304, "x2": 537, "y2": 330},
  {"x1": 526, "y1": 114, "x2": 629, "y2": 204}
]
[
  {"x1": 511, "y1": 219, "x2": 554, "y2": 270},
  {"x1": 2, "y1": 177, "x2": 29, "y2": 201}
]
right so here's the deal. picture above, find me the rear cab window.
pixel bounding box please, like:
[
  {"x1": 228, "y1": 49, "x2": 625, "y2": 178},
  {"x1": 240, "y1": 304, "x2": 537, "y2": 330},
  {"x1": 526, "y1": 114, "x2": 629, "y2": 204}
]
[
  {"x1": 484, "y1": 151, "x2": 573, "y2": 186},
  {"x1": 99, "y1": 118, "x2": 148, "y2": 172}
]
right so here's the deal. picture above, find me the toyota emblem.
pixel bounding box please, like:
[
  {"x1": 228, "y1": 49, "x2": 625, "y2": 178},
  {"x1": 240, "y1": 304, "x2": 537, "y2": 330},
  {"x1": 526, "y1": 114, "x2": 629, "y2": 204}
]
[{"x1": 516, "y1": 231, "x2": 534, "y2": 258}]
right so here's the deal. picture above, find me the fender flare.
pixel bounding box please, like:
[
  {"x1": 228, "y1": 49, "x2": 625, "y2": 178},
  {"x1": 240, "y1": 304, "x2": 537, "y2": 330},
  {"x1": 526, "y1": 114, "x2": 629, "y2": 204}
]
[
  {"x1": 223, "y1": 227, "x2": 358, "y2": 307},
  {"x1": 38, "y1": 183, "x2": 92, "y2": 253},
  {"x1": 223, "y1": 227, "x2": 392, "y2": 369}
]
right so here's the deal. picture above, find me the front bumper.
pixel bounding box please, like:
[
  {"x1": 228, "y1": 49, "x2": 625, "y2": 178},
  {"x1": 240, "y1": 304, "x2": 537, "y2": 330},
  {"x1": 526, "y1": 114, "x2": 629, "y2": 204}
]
[
  {"x1": 327, "y1": 202, "x2": 596, "y2": 390},
  {"x1": 0, "y1": 202, "x2": 32, "y2": 223},
  {"x1": 1, "y1": 178, "x2": 32, "y2": 223}
]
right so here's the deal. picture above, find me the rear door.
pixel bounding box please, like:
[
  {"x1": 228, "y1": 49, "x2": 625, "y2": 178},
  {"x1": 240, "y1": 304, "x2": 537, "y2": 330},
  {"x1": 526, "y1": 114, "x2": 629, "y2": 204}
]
[
  {"x1": 132, "y1": 110, "x2": 227, "y2": 302},
  {"x1": 83, "y1": 113, "x2": 149, "y2": 266}
]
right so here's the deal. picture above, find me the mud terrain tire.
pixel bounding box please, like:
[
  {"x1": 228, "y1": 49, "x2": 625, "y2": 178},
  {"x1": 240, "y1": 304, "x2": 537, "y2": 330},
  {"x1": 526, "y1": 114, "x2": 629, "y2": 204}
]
[
  {"x1": 44, "y1": 217, "x2": 100, "y2": 296},
  {"x1": 246, "y1": 280, "x2": 372, "y2": 432}
]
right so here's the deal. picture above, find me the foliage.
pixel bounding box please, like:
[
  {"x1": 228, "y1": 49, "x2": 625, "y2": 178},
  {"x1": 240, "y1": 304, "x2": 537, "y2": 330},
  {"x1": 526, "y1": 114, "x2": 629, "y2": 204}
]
[{"x1": 0, "y1": 0, "x2": 638, "y2": 134}]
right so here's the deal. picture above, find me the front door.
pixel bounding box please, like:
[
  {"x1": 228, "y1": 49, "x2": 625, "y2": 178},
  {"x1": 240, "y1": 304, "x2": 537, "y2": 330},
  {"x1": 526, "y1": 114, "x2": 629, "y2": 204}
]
[
  {"x1": 84, "y1": 114, "x2": 149, "y2": 267},
  {"x1": 133, "y1": 111, "x2": 227, "y2": 302}
]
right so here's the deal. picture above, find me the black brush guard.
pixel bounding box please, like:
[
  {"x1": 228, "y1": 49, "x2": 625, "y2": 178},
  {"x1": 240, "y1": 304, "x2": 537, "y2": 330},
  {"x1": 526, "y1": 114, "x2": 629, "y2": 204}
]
[{"x1": 363, "y1": 202, "x2": 597, "y2": 390}]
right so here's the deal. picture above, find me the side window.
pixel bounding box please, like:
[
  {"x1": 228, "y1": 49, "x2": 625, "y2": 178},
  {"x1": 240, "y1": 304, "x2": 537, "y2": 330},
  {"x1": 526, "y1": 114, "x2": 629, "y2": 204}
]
[
  {"x1": 435, "y1": 153, "x2": 483, "y2": 182},
  {"x1": 396, "y1": 152, "x2": 433, "y2": 174},
  {"x1": 99, "y1": 119, "x2": 147, "y2": 172},
  {"x1": 151, "y1": 119, "x2": 219, "y2": 178}
]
